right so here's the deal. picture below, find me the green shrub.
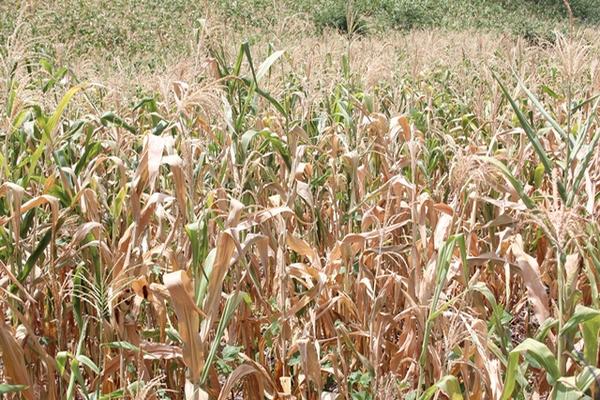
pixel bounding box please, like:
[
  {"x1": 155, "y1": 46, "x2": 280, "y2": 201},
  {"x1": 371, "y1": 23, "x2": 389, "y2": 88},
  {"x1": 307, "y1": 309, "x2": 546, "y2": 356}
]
[
  {"x1": 570, "y1": 0, "x2": 600, "y2": 22},
  {"x1": 302, "y1": 0, "x2": 370, "y2": 34},
  {"x1": 381, "y1": 0, "x2": 439, "y2": 30}
]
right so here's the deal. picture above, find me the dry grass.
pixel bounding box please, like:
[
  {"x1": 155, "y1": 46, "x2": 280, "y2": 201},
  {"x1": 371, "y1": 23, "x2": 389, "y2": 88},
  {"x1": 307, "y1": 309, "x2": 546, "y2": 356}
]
[{"x1": 1, "y1": 9, "x2": 600, "y2": 400}]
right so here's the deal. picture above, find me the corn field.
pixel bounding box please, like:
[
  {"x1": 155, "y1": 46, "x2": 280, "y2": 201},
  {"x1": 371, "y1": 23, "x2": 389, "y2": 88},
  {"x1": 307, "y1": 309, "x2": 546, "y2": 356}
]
[{"x1": 2, "y1": 7, "x2": 600, "y2": 400}]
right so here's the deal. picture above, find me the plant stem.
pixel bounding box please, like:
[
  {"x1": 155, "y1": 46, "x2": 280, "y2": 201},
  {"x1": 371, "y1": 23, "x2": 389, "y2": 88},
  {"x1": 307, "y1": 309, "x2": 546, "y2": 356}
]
[{"x1": 557, "y1": 250, "x2": 566, "y2": 375}]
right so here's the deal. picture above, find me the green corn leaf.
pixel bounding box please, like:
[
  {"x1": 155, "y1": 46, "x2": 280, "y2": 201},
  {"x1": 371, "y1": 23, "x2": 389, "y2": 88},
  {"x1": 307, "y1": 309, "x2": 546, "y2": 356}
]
[
  {"x1": 242, "y1": 42, "x2": 258, "y2": 84},
  {"x1": 258, "y1": 129, "x2": 292, "y2": 170},
  {"x1": 56, "y1": 351, "x2": 70, "y2": 376},
  {"x1": 419, "y1": 234, "x2": 466, "y2": 389},
  {"x1": 571, "y1": 93, "x2": 600, "y2": 114},
  {"x1": 200, "y1": 291, "x2": 248, "y2": 384},
  {"x1": 185, "y1": 218, "x2": 209, "y2": 289},
  {"x1": 233, "y1": 43, "x2": 245, "y2": 77},
  {"x1": 74, "y1": 142, "x2": 101, "y2": 176},
  {"x1": 46, "y1": 86, "x2": 83, "y2": 138},
  {"x1": 76, "y1": 355, "x2": 100, "y2": 375},
  {"x1": 107, "y1": 341, "x2": 140, "y2": 352},
  {"x1": 553, "y1": 377, "x2": 584, "y2": 400},
  {"x1": 535, "y1": 318, "x2": 558, "y2": 342},
  {"x1": 568, "y1": 95, "x2": 600, "y2": 167},
  {"x1": 99, "y1": 389, "x2": 126, "y2": 399},
  {"x1": 17, "y1": 229, "x2": 52, "y2": 283},
  {"x1": 581, "y1": 315, "x2": 600, "y2": 366},
  {"x1": 493, "y1": 73, "x2": 566, "y2": 202},
  {"x1": 100, "y1": 111, "x2": 136, "y2": 133},
  {"x1": 0, "y1": 384, "x2": 28, "y2": 394},
  {"x1": 420, "y1": 375, "x2": 464, "y2": 400},
  {"x1": 481, "y1": 156, "x2": 536, "y2": 209},
  {"x1": 241, "y1": 129, "x2": 260, "y2": 154},
  {"x1": 518, "y1": 78, "x2": 570, "y2": 145},
  {"x1": 501, "y1": 338, "x2": 560, "y2": 400},
  {"x1": 196, "y1": 248, "x2": 216, "y2": 308},
  {"x1": 569, "y1": 96, "x2": 600, "y2": 207},
  {"x1": 560, "y1": 305, "x2": 600, "y2": 335},
  {"x1": 534, "y1": 162, "x2": 545, "y2": 188}
]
